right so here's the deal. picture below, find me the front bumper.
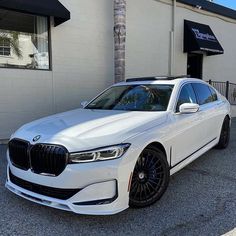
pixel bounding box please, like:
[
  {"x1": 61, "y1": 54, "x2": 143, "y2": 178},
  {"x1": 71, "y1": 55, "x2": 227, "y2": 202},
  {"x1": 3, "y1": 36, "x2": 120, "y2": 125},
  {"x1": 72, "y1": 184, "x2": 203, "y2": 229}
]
[
  {"x1": 6, "y1": 171, "x2": 122, "y2": 215},
  {"x1": 6, "y1": 148, "x2": 140, "y2": 215}
]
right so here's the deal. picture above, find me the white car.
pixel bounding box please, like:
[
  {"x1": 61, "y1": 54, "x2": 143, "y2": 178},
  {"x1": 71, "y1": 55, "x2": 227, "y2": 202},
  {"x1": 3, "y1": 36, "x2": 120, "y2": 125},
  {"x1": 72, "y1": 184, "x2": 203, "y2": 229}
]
[{"x1": 6, "y1": 77, "x2": 231, "y2": 215}]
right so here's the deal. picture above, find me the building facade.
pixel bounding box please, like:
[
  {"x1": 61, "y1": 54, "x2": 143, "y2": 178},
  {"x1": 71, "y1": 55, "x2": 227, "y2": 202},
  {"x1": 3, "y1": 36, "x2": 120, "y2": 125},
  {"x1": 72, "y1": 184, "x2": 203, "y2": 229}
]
[{"x1": 0, "y1": 0, "x2": 236, "y2": 140}]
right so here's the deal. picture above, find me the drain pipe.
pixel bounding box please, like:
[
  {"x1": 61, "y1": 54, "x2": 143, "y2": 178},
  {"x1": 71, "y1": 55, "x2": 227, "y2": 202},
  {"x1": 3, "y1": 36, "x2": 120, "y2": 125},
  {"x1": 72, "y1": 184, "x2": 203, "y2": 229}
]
[{"x1": 169, "y1": 0, "x2": 176, "y2": 76}]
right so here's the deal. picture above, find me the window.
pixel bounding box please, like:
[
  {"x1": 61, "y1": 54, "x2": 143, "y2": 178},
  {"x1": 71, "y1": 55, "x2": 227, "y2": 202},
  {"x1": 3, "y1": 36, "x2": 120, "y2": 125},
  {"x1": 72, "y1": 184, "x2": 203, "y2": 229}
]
[
  {"x1": 192, "y1": 83, "x2": 213, "y2": 105},
  {"x1": 176, "y1": 84, "x2": 197, "y2": 112},
  {"x1": 86, "y1": 85, "x2": 174, "y2": 111},
  {"x1": 0, "y1": 9, "x2": 49, "y2": 70},
  {"x1": 0, "y1": 38, "x2": 10, "y2": 56},
  {"x1": 209, "y1": 86, "x2": 218, "y2": 102}
]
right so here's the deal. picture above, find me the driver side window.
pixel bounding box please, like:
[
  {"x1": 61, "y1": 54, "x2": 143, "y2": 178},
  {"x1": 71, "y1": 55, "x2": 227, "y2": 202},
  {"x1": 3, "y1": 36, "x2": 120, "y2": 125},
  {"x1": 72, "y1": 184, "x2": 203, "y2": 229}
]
[{"x1": 176, "y1": 84, "x2": 197, "y2": 112}]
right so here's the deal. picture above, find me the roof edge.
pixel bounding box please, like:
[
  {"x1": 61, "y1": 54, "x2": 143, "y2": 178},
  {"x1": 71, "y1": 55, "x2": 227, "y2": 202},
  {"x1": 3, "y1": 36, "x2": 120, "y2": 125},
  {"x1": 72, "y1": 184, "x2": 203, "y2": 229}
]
[{"x1": 177, "y1": 0, "x2": 236, "y2": 21}]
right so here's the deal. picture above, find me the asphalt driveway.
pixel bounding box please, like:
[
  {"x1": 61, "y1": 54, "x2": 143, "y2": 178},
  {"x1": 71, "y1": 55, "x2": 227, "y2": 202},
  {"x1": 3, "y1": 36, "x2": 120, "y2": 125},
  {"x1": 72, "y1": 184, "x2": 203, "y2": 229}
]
[{"x1": 0, "y1": 119, "x2": 236, "y2": 236}]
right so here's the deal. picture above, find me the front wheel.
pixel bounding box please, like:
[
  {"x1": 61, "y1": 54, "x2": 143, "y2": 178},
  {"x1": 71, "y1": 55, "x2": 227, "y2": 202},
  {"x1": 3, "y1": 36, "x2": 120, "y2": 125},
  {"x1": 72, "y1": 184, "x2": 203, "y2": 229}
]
[
  {"x1": 129, "y1": 146, "x2": 170, "y2": 208},
  {"x1": 216, "y1": 117, "x2": 230, "y2": 149}
]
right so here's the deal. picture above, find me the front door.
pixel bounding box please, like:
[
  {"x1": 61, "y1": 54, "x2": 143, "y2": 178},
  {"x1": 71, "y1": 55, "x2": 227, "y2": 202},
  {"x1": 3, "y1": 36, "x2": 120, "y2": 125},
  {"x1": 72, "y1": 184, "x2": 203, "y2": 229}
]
[{"x1": 170, "y1": 83, "x2": 202, "y2": 166}]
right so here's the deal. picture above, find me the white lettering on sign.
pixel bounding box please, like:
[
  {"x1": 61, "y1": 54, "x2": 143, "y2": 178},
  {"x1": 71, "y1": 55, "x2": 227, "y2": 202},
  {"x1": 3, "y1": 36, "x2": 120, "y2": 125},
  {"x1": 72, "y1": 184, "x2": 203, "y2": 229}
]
[{"x1": 192, "y1": 28, "x2": 217, "y2": 42}]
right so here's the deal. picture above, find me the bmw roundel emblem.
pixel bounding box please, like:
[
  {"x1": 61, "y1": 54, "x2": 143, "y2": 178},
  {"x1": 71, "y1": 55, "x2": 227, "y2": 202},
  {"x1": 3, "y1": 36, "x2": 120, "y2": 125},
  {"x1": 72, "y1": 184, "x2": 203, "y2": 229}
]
[{"x1": 33, "y1": 135, "x2": 41, "y2": 142}]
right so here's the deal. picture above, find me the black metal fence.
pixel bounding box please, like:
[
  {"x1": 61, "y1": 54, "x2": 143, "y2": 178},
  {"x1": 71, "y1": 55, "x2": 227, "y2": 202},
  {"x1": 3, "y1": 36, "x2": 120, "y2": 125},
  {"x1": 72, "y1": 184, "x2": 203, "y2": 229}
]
[{"x1": 208, "y1": 80, "x2": 236, "y2": 105}]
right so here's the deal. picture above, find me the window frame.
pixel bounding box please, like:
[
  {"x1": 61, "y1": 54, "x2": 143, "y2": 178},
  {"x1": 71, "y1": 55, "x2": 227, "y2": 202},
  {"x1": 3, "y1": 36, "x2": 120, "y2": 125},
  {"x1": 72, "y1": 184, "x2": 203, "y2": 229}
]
[
  {"x1": 0, "y1": 10, "x2": 52, "y2": 71},
  {"x1": 0, "y1": 38, "x2": 11, "y2": 56},
  {"x1": 175, "y1": 82, "x2": 198, "y2": 113},
  {"x1": 208, "y1": 86, "x2": 218, "y2": 102},
  {"x1": 191, "y1": 82, "x2": 217, "y2": 106}
]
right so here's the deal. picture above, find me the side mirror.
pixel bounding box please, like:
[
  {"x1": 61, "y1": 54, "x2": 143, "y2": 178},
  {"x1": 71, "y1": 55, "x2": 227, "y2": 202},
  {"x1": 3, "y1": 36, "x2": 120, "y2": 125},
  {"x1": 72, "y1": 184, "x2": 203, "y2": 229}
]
[
  {"x1": 179, "y1": 103, "x2": 200, "y2": 114},
  {"x1": 81, "y1": 101, "x2": 88, "y2": 108}
]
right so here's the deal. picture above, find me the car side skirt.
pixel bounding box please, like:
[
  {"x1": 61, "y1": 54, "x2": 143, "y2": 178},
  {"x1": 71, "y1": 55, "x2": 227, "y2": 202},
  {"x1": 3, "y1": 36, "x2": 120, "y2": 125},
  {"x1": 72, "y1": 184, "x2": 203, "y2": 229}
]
[{"x1": 170, "y1": 137, "x2": 218, "y2": 176}]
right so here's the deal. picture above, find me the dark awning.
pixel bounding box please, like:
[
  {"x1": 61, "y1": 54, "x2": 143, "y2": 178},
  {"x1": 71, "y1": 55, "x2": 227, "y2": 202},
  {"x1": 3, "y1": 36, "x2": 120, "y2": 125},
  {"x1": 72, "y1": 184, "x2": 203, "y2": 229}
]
[
  {"x1": 0, "y1": 0, "x2": 70, "y2": 26},
  {"x1": 184, "y1": 20, "x2": 224, "y2": 56}
]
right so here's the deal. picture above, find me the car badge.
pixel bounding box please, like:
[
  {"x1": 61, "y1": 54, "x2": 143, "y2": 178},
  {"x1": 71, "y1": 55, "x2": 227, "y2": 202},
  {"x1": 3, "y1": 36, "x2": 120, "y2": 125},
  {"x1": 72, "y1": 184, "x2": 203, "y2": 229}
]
[{"x1": 33, "y1": 135, "x2": 41, "y2": 142}]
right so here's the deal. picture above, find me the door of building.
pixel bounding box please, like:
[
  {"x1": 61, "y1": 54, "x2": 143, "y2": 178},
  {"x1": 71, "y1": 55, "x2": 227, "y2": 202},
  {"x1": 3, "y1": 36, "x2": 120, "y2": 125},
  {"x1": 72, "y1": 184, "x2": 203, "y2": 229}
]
[{"x1": 187, "y1": 53, "x2": 203, "y2": 79}]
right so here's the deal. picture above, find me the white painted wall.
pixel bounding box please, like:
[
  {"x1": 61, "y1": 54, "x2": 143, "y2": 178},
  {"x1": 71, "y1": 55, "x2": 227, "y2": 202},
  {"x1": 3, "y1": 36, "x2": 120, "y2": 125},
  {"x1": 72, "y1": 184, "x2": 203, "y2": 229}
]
[
  {"x1": 126, "y1": 0, "x2": 236, "y2": 117},
  {"x1": 126, "y1": 0, "x2": 172, "y2": 77},
  {"x1": 0, "y1": 70, "x2": 54, "y2": 138},
  {"x1": 174, "y1": 2, "x2": 236, "y2": 83},
  {"x1": 0, "y1": 0, "x2": 114, "y2": 139},
  {"x1": 126, "y1": 0, "x2": 236, "y2": 84},
  {"x1": 51, "y1": 0, "x2": 114, "y2": 113},
  {"x1": 1, "y1": 0, "x2": 236, "y2": 139}
]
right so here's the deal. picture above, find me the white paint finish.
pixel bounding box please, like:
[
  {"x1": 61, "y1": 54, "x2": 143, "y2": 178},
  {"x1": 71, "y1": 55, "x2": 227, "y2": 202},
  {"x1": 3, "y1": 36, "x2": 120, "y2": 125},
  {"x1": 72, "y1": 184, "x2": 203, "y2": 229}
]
[
  {"x1": 170, "y1": 110, "x2": 203, "y2": 165},
  {"x1": 6, "y1": 78, "x2": 231, "y2": 215},
  {"x1": 71, "y1": 180, "x2": 116, "y2": 203},
  {"x1": 12, "y1": 109, "x2": 168, "y2": 152}
]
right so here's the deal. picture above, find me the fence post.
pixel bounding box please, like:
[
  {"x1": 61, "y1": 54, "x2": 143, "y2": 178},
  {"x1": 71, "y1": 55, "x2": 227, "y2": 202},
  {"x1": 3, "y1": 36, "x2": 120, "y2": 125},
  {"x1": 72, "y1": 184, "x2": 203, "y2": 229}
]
[
  {"x1": 209, "y1": 79, "x2": 212, "y2": 85},
  {"x1": 226, "y1": 81, "x2": 229, "y2": 100}
]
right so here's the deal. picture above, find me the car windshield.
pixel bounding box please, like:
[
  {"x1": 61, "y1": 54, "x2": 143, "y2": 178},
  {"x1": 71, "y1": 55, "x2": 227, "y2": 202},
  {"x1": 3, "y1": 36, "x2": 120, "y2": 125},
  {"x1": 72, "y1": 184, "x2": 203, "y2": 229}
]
[{"x1": 85, "y1": 84, "x2": 174, "y2": 111}]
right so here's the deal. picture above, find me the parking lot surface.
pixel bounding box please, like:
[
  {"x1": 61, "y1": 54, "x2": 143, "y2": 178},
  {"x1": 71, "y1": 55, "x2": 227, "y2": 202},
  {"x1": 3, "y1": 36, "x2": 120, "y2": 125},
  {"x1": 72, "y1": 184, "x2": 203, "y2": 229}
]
[{"x1": 0, "y1": 119, "x2": 236, "y2": 236}]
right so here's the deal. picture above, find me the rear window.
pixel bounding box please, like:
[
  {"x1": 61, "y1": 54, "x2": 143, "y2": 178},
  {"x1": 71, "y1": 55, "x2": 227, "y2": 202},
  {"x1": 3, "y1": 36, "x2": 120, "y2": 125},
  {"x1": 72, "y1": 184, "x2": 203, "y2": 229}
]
[
  {"x1": 192, "y1": 83, "x2": 213, "y2": 105},
  {"x1": 209, "y1": 86, "x2": 218, "y2": 102}
]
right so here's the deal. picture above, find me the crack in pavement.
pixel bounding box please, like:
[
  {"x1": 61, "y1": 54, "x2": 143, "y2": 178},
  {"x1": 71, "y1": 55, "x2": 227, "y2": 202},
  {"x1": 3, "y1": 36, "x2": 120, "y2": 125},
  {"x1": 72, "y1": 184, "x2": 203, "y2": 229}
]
[{"x1": 160, "y1": 193, "x2": 236, "y2": 236}]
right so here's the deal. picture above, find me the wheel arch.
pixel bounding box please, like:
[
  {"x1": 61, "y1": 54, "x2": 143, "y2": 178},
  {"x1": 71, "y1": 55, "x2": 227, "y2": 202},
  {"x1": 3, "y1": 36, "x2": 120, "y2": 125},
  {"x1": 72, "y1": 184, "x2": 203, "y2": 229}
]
[
  {"x1": 224, "y1": 114, "x2": 231, "y2": 127},
  {"x1": 145, "y1": 142, "x2": 167, "y2": 159}
]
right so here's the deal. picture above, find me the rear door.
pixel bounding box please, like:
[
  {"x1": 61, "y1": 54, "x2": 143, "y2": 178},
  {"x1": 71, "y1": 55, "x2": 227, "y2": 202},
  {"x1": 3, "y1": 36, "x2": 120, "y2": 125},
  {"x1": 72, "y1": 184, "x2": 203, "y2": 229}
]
[{"x1": 191, "y1": 83, "x2": 221, "y2": 144}]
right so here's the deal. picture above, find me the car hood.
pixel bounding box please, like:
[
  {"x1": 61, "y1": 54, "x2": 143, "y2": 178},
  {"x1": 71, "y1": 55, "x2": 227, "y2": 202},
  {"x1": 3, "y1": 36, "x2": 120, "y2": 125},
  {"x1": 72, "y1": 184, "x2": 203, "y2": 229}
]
[{"x1": 12, "y1": 109, "x2": 168, "y2": 152}]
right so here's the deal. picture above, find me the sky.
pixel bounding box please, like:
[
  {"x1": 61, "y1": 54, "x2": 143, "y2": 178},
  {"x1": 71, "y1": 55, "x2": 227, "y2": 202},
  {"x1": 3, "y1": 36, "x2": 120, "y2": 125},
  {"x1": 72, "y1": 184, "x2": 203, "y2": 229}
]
[{"x1": 215, "y1": 0, "x2": 236, "y2": 9}]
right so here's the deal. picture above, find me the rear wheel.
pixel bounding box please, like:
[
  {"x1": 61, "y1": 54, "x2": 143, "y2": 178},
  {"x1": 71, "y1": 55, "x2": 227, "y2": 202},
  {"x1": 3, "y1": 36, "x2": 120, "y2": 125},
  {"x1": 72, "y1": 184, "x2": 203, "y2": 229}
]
[
  {"x1": 129, "y1": 146, "x2": 170, "y2": 208},
  {"x1": 216, "y1": 117, "x2": 230, "y2": 149}
]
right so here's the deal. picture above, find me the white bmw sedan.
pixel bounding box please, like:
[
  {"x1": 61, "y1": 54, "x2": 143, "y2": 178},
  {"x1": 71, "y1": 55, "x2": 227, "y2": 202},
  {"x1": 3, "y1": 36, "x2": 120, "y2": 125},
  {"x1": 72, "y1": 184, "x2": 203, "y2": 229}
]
[{"x1": 6, "y1": 77, "x2": 231, "y2": 215}]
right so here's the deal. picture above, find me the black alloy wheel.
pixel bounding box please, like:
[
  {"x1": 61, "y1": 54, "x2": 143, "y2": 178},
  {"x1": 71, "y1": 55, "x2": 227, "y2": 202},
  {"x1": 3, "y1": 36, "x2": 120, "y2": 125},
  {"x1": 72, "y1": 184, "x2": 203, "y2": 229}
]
[
  {"x1": 129, "y1": 146, "x2": 170, "y2": 208},
  {"x1": 216, "y1": 117, "x2": 230, "y2": 149}
]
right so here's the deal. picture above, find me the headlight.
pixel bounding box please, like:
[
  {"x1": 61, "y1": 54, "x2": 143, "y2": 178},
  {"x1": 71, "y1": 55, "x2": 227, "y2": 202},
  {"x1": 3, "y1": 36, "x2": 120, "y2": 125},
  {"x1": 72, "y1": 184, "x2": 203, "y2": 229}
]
[{"x1": 69, "y1": 144, "x2": 130, "y2": 163}]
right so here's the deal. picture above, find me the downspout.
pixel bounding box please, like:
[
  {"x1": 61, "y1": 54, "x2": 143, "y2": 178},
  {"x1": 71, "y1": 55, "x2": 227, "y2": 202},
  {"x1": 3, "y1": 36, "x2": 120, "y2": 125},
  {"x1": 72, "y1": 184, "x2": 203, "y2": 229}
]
[{"x1": 169, "y1": 0, "x2": 176, "y2": 76}]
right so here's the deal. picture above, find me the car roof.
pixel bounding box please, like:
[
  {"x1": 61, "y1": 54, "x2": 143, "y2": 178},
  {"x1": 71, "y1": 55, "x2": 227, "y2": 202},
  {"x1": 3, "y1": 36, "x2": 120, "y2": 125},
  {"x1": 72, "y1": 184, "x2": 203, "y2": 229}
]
[{"x1": 114, "y1": 77, "x2": 207, "y2": 86}]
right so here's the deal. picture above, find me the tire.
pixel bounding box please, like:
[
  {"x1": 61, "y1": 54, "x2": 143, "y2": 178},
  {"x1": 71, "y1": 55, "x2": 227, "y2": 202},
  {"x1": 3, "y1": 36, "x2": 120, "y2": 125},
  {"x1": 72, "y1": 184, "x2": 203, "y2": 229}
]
[
  {"x1": 216, "y1": 117, "x2": 230, "y2": 149},
  {"x1": 129, "y1": 146, "x2": 170, "y2": 208}
]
